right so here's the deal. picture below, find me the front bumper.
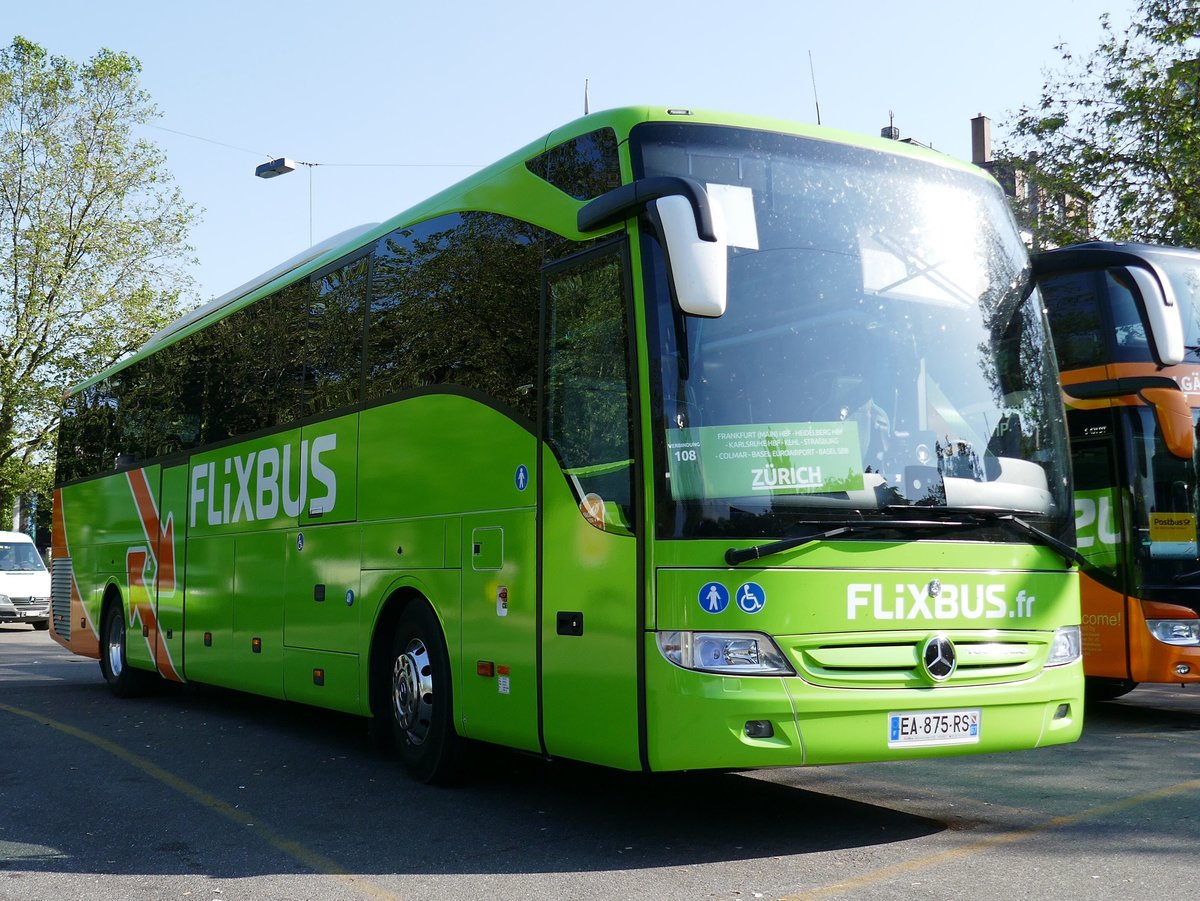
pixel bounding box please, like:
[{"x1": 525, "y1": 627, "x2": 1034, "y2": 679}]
[
  {"x1": 644, "y1": 634, "x2": 1083, "y2": 771},
  {"x1": 0, "y1": 599, "x2": 50, "y2": 625}
]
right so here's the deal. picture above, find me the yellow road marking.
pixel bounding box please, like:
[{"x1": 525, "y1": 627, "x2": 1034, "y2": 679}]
[
  {"x1": 0, "y1": 701, "x2": 402, "y2": 901},
  {"x1": 782, "y1": 776, "x2": 1200, "y2": 899}
]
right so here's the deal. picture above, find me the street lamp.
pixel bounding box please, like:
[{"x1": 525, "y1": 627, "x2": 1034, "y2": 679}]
[
  {"x1": 255, "y1": 157, "x2": 315, "y2": 246},
  {"x1": 254, "y1": 157, "x2": 295, "y2": 178}
]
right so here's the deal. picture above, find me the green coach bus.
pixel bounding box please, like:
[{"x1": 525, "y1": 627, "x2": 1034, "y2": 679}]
[{"x1": 50, "y1": 106, "x2": 1084, "y2": 782}]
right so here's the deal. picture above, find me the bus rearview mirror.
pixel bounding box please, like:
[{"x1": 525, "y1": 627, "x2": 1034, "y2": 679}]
[
  {"x1": 1140, "y1": 386, "x2": 1195, "y2": 460},
  {"x1": 1127, "y1": 267, "x2": 1185, "y2": 366},
  {"x1": 655, "y1": 194, "x2": 728, "y2": 318}
]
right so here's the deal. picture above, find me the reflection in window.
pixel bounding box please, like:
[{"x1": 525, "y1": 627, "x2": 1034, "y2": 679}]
[
  {"x1": 1105, "y1": 269, "x2": 1150, "y2": 359},
  {"x1": 306, "y1": 256, "x2": 368, "y2": 415},
  {"x1": 544, "y1": 251, "x2": 635, "y2": 533},
  {"x1": 365, "y1": 212, "x2": 541, "y2": 422},
  {"x1": 1040, "y1": 271, "x2": 1106, "y2": 370},
  {"x1": 526, "y1": 128, "x2": 621, "y2": 201}
]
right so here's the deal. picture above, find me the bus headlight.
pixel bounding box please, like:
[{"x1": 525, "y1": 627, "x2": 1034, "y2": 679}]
[
  {"x1": 1146, "y1": 619, "x2": 1200, "y2": 646},
  {"x1": 1046, "y1": 625, "x2": 1082, "y2": 666},
  {"x1": 656, "y1": 631, "x2": 794, "y2": 676}
]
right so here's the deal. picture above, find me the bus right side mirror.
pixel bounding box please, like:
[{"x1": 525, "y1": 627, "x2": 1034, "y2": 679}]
[
  {"x1": 1141, "y1": 386, "x2": 1195, "y2": 460},
  {"x1": 655, "y1": 194, "x2": 728, "y2": 318},
  {"x1": 1127, "y1": 267, "x2": 1185, "y2": 366}
]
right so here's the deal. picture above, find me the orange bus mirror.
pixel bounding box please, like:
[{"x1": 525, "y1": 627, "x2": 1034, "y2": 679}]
[{"x1": 1140, "y1": 386, "x2": 1195, "y2": 459}]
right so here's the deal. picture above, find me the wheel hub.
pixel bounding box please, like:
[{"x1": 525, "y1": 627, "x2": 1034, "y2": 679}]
[
  {"x1": 106, "y1": 614, "x2": 125, "y2": 678},
  {"x1": 392, "y1": 638, "x2": 433, "y2": 745}
]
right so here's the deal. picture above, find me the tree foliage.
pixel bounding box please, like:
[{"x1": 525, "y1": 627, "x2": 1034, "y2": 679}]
[
  {"x1": 1003, "y1": 1, "x2": 1200, "y2": 248},
  {"x1": 0, "y1": 37, "x2": 196, "y2": 522}
]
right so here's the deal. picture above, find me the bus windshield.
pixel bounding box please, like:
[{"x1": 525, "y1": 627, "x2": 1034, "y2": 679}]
[
  {"x1": 1158, "y1": 251, "x2": 1200, "y2": 360},
  {"x1": 1126, "y1": 406, "x2": 1200, "y2": 588},
  {"x1": 635, "y1": 123, "x2": 1071, "y2": 539}
]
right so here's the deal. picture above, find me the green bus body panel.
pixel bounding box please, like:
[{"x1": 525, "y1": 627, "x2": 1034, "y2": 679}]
[
  {"x1": 459, "y1": 509, "x2": 538, "y2": 751},
  {"x1": 284, "y1": 524, "x2": 361, "y2": 655},
  {"x1": 657, "y1": 567, "x2": 1075, "y2": 634},
  {"x1": 233, "y1": 531, "x2": 287, "y2": 697},
  {"x1": 539, "y1": 444, "x2": 640, "y2": 770}
]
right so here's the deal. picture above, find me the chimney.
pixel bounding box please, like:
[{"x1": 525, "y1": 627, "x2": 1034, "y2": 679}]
[{"x1": 971, "y1": 114, "x2": 992, "y2": 164}]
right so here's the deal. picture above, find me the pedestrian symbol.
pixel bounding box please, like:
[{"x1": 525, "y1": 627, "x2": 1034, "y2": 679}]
[
  {"x1": 698, "y1": 582, "x2": 730, "y2": 614},
  {"x1": 736, "y1": 582, "x2": 765, "y2": 613},
  {"x1": 515, "y1": 464, "x2": 530, "y2": 491}
]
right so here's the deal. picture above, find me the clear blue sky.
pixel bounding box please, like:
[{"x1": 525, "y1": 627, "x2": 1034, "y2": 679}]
[{"x1": 7, "y1": 0, "x2": 1135, "y2": 305}]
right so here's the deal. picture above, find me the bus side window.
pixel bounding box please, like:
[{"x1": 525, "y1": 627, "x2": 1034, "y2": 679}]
[
  {"x1": 1105, "y1": 268, "x2": 1152, "y2": 359},
  {"x1": 543, "y1": 250, "x2": 636, "y2": 533},
  {"x1": 1040, "y1": 271, "x2": 1107, "y2": 368}
]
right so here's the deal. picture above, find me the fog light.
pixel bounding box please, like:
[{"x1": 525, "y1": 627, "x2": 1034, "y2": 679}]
[
  {"x1": 1053, "y1": 703, "x2": 1070, "y2": 719},
  {"x1": 745, "y1": 720, "x2": 774, "y2": 738},
  {"x1": 1176, "y1": 664, "x2": 1191, "y2": 676}
]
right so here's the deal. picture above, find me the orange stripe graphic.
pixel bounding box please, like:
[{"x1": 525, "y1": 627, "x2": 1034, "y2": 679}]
[{"x1": 126, "y1": 470, "x2": 183, "y2": 682}]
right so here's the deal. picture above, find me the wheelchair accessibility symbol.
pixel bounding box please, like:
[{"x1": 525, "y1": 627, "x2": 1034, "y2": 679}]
[{"x1": 736, "y1": 582, "x2": 766, "y2": 614}]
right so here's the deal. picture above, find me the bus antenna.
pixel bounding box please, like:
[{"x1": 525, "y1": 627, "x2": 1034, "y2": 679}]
[
  {"x1": 808, "y1": 51, "x2": 822, "y2": 125},
  {"x1": 584, "y1": 78, "x2": 590, "y2": 115}
]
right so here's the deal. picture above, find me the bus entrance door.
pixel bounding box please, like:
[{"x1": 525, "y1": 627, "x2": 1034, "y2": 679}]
[{"x1": 536, "y1": 246, "x2": 642, "y2": 770}]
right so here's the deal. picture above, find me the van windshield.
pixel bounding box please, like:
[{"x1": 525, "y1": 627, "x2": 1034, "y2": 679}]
[{"x1": 0, "y1": 540, "x2": 47, "y2": 572}]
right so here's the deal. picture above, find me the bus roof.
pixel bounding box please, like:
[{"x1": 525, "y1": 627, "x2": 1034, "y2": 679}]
[{"x1": 73, "y1": 105, "x2": 992, "y2": 394}]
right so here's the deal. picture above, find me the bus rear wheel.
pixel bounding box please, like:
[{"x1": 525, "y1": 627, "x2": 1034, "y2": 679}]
[
  {"x1": 98, "y1": 600, "x2": 155, "y2": 698},
  {"x1": 385, "y1": 602, "x2": 460, "y2": 783}
]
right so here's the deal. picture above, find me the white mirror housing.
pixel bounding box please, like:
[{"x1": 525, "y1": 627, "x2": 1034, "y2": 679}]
[
  {"x1": 655, "y1": 193, "x2": 728, "y2": 318},
  {"x1": 1128, "y1": 266, "x2": 1185, "y2": 366}
]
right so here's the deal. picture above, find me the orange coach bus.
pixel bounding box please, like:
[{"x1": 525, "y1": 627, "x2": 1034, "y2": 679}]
[{"x1": 1036, "y1": 241, "x2": 1200, "y2": 699}]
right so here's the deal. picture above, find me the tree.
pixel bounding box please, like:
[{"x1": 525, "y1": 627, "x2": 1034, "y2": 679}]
[
  {"x1": 0, "y1": 37, "x2": 197, "y2": 526},
  {"x1": 1002, "y1": 1, "x2": 1200, "y2": 249}
]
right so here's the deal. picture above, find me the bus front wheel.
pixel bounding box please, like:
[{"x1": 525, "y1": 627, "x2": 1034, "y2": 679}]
[{"x1": 385, "y1": 602, "x2": 460, "y2": 783}]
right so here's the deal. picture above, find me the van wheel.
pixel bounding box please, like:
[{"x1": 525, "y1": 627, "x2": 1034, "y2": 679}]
[
  {"x1": 98, "y1": 601, "x2": 155, "y2": 698},
  {"x1": 385, "y1": 602, "x2": 460, "y2": 783}
]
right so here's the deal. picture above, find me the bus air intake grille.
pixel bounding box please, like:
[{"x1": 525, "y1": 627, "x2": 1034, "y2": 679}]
[
  {"x1": 790, "y1": 632, "x2": 1044, "y2": 689},
  {"x1": 51, "y1": 557, "x2": 72, "y2": 640}
]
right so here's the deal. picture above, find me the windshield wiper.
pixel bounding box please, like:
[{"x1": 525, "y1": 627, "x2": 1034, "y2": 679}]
[
  {"x1": 725, "y1": 518, "x2": 965, "y2": 566},
  {"x1": 895, "y1": 506, "x2": 1085, "y2": 568},
  {"x1": 725, "y1": 509, "x2": 1086, "y2": 568}
]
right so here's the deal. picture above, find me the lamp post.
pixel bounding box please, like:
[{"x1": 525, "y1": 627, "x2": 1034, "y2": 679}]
[{"x1": 255, "y1": 157, "x2": 316, "y2": 246}]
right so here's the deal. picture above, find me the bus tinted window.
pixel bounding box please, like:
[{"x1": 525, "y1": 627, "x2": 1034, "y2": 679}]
[
  {"x1": 1106, "y1": 269, "x2": 1150, "y2": 360},
  {"x1": 526, "y1": 128, "x2": 621, "y2": 201},
  {"x1": 305, "y1": 256, "x2": 368, "y2": 416},
  {"x1": 365, "y1": 212, "x2": 540, "y2": 421},
  {"x1": 207, "y1": 287, "x2": 308, "y2": 442},
  {"x1": 1040, "y1": 271, "x2": 1107, "y2": 369}
]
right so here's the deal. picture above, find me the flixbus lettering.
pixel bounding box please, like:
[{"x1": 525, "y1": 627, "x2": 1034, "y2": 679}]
[
  {"x1": 189, "y1": 434, "x2": 338, "y2": 528},
  {"x1": 846, "y1": 583, "x2": 1038, "y2": 621}
]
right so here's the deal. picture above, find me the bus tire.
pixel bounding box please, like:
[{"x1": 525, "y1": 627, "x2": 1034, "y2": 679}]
[
  {"x1": 1086, "y1": 677, "x2": 1137, "y2": 703},
  {"x1": 98, "y1": 598, "x2": 155, "y2": 698},
  {"x1": 385, "y1": 601, "x2": 460, "y2": 784}
]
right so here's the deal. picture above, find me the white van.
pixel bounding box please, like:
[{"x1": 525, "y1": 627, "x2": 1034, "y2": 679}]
[{"x1": 0, "y1": 531, "x2": 50, "y2": 630}]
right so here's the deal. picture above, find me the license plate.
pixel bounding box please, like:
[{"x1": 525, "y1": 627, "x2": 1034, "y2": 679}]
[{"x1": 888, "y1": 708, "x2": 981, "y2": 748}]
